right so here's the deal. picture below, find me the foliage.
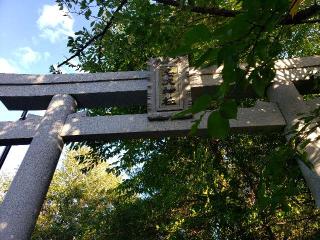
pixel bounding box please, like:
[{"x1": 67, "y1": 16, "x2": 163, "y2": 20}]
[
  {"x1": 45, "y1": 0, "x2": 320, "y2": 239},
  {"x1": 0, "y1": 175, "x2": 12, "y2": 202},
  {"x1": 57, "y1": 0, "x2": 320, "y2": 137},
  {"x1": 31, "y1": 147, "x2": 121, "y2": 240},
  {"x1": 1, "y1": 138, "x2": 320, "y2": 239},
  {"x1": 69, "y1": 135, "x2": 320, "y2": 239}
]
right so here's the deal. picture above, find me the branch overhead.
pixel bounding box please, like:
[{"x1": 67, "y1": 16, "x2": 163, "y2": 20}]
[
  {"x1": 57, "y1": 0, "x2": 128, "y2": 68},
  {"x1": 155, "y1": 0, "x2": 320, "y2": 25},
  {"x1": 280, "y1": 4, "x2": 320, "y2": 25},
  {"x1": 57, "y1": 0, "x2": 320, "y2": 69},
  {"x1": 155, "y1": 0, "x2": 239, "y2": 17}
]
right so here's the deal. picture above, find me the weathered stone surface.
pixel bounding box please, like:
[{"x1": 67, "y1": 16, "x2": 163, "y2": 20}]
[
  {"x1": 0, "y1": 55, "x2": 319, "y2": 239},
  {"x1": 268, "y1": 80, "x2": 320, "y2": 207},
  {"x1": 61, "y1": 101, "x2": 285, "y2": 142},
  {"x1": 274, "y1": 55, "x2": 320, "y2": 69},
  {"x1": 147, "y1": 57, "x2": 191, "y2": 120},
  {"x1": 0, "y1": 102, "x2": 286, "y2": 145},
  {"x1": 0, "y1": 79, "x2": 148, "y2": 110},
  {"x1": 0, "y1": 94, "x2": 76, "y2": 240},
  {"x1": 0, "y1": 71, "x2": 149, "y2": 84},
  {"x1": 0, "y1": 116, "x2": 40, "y2": 145},
  {"x1": 1, "y1": 56, "x2": 319, "y2": 110}
]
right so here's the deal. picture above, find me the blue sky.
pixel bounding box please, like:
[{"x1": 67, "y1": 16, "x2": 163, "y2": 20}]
[
  {"x1": 0, "y1": 0, "x2": 87, "y2": 74},
  {"x1": 0, "y1": 0, "x2": 87, "y2": 175}
]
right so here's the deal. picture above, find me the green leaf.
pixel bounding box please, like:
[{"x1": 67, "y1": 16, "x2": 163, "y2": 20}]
[
  {"x1": 190, "y1": 112, "x2": 206, "y2": 135},
  {"x1": 255, "y1": 39, "x2": 270, "y2": 60},
  {"x1": 190, "y1": 119, "x2": 201, "y2": 135},
  {"x1": 251, "y1": 66, "x2": 275, "y2": 97},
  {"x1": 183, "y1": 24, "x2": 212, "y2": 47},
  {"x1": 217, "y1": 82, "x2": 230, "y2": 98},
  {"x1": 80, "y1": 0, "x2": 87, "y2": 10},
  {"x1": 167, "y1": 45, "x2": 190, "y2": 57},
  {"x1": 172, "y1": 108, "x2": 192, "y2": 119},
  {"x1": 98, "y1": 7, "x2": 104, "y2": 17},
  {"x1": 217, "y1": 46, "x2": 237, "y2": 67},
  {"x1": 193, "y1": 48, "x2": 218, "y2": 68},
  {"x1": 179, "y1": 0, "x2": 186, "y2": 7},
  {"x1": 213, "y1": 15, "x2": 251, "y2": 42},
  {"x1": 207, "y1": 111, "x2": 230, "y2": 138},
  {"x1": 252, "y1": 77, "x2": 267, "y2": 97},
  {"x1": 250, "y1": 70, "x2": 266, "y2": 97},
  {"x1": 242, "y1": 0, "x2": 260, "y2": 12},
  {"x1": 222, "y1": 66, "x2": 246, "y2": 87},
  {"x1": 220, "y1": 99, "x2": 238, "y2": 119},
  {"x1": 269, "y1": 41, "x2": 282, "y2": 58},
  {"x1": 85, "y1": 9, "x2": 92, "y2": 20},
  {"x1": 192, "y1": 94, "x2": 211, "y2": 114},
  {"x1": 167, "y1": 24, "x2": 212, "y2": 57}
]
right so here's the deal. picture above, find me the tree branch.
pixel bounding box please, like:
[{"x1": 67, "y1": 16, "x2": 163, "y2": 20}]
[
  {"x1": 57, "y1": 0, "x2": 128, "y2": 68},
  {"x1": 280, "y1": 4, "x2": 320, "y2": 24},
  {"x1": 155, "y1": 0, "x2": 320, "y2": 26},
  {"x1": 299, "y1": 18, "x2": 320, "y2": 24},
  {"x1": 58, "y1": 0, "x2": 320, "y2": 69},
  {"x1": 155, "y1": 0, "x2": 240, "y2": 17}
]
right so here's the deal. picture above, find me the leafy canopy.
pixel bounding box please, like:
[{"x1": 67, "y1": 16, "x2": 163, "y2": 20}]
[{"x1": 46, "y1": 0, "x2": 320, "y2": 238}]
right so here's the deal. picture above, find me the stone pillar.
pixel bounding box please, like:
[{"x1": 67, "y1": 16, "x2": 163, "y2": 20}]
[
  {"x1": 267, "y1": 80, "x2": 320, "y2": 207},
  {"x1": 0, "y1": 94, "x2": 76, "y2": 239}
]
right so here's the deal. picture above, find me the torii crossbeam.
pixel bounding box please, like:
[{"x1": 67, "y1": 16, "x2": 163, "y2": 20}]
[{"x1": 1, "y1": 56, "x2": 320, "y2": 239}]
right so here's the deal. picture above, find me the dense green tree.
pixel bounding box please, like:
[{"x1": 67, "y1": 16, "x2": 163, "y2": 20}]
[
  {"x1": 45, "y1": 0, "x2": 320, "y2": 239},
  {"x1": 72, "y1": 135, "x2": 320, "y2": 239},
  {"x1": 31, "y1": 147, "x2": 120, "y2": 240},
  {"x1": 56, "y1": 0, "x2": 320, "y2": 137}
]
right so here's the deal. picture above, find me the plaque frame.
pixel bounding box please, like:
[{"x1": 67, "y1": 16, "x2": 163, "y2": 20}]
[{"x1": 147, "y1": 57, "x2": 191, "y2": 120}]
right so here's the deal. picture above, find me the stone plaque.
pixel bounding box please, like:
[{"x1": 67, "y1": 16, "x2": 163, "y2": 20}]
[{"x1": 148, "y1": 57, "x2": 191, "y2": 120}]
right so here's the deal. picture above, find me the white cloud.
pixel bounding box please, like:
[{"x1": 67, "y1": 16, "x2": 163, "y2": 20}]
[
  {"x1": 43, "y1": 51, "x2": 51, "y2": 60},
  {"x1": 0, "y1": 48, "x2": 50, "y2": 74},
  {"x1": 37, "y1": 4, "x2": 74, "y2": 43},
  {"x1": 0, "y1": 58, "x2": 18, "y2": 73},
  {"x1": 7, "y1": 47, "x2": 52, "y2": 70},
  {"x1": 15, "y1": 47, "x2": 42, "y2": 67}
]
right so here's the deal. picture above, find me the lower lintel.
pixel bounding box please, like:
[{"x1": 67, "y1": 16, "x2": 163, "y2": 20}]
[{"x1": 0, "y1": 101, "x2": 286, "y2": 145}]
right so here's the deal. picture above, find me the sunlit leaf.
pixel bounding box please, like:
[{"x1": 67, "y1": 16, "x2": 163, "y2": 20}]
[
  {"x1": 220, "y1": 99, "x2": 238, "y2": 119},
  {"x1": 207, "y1": 111, "x2": 230, "y2": 138}
]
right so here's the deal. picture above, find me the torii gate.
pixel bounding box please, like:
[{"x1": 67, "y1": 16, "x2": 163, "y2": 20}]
[{"x1": 1, "y1": 56, "x2": 320, "y2": 239}]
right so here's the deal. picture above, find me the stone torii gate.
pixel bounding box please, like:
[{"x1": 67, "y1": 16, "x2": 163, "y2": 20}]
[{"x1": 1, "y1": 56, "x2": 320, "y2": 239}]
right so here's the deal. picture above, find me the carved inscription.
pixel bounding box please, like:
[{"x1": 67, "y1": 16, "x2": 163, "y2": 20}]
[
  {"x1": 158, "y1": 66, "x2": 180, "y2": 111},
  {"x1": 148, "y1": 57, "x2": 191, "y2": 121}
]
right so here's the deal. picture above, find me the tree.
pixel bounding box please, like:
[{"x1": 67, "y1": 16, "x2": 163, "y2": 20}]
[
  {"x1": 56, "y1": 0, "x2": 320, "y2": 137},
  {"x1": 46, "y1": 0, "x2": 320, "y2": 239},
  {"x1": 73, "y1": 135, "x2": 320, "y2": 239},
  {"x1": 31, "y1": 147, "x2": 121, "y2": 240}
]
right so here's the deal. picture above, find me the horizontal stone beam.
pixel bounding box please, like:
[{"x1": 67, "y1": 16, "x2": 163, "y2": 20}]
[
  {"x1": 0, "y1": 56, "x2": 319, "y2": 110},
  {"x1": 62, "y1": 101, "x2": 285, "y2": 142},
  {"x1": 0, "y1": 71, "x2": 149, "y2": 85},
  {"x1": 0, "y1": 101, "x2": 285, "y2": 145},
  {"x1": 0, "y1": 71, "x2": 150, "y2": 110},
  {"x1": 190, "y1": 56, "x2": 320, "y2": 97},
  {"x1": 0, "y1": 115, "x2": 41, "y2": 145}
]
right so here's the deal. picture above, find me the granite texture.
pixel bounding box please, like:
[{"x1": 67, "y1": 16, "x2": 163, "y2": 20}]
[
  {"x1": 61, "y1": 101, "x2": 285, "y2": 142},
  {"x1": 0, "y1": 101, "x2": 290, "y2": 145},
  {"x1": 1, "y1": 56, "x2": 319, "y2": 110},
  {"x1": 0, "y1": 94, "x2": 76, "y2": 240},
  {"x1": 0, "y1": 115, "x2": 41, "y2": 145},
  {"x1": 268, "y1": 80, "x2": 320, "y2": 207}
]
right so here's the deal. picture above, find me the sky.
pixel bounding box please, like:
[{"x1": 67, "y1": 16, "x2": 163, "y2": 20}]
[{"x1": 0, "y1": 0, "x2": 87, "y2": 176}]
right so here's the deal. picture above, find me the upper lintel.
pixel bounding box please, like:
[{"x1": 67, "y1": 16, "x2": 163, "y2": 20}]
[{"x1": 0, "y1": 56, "x2": 319, "y2": 110}]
